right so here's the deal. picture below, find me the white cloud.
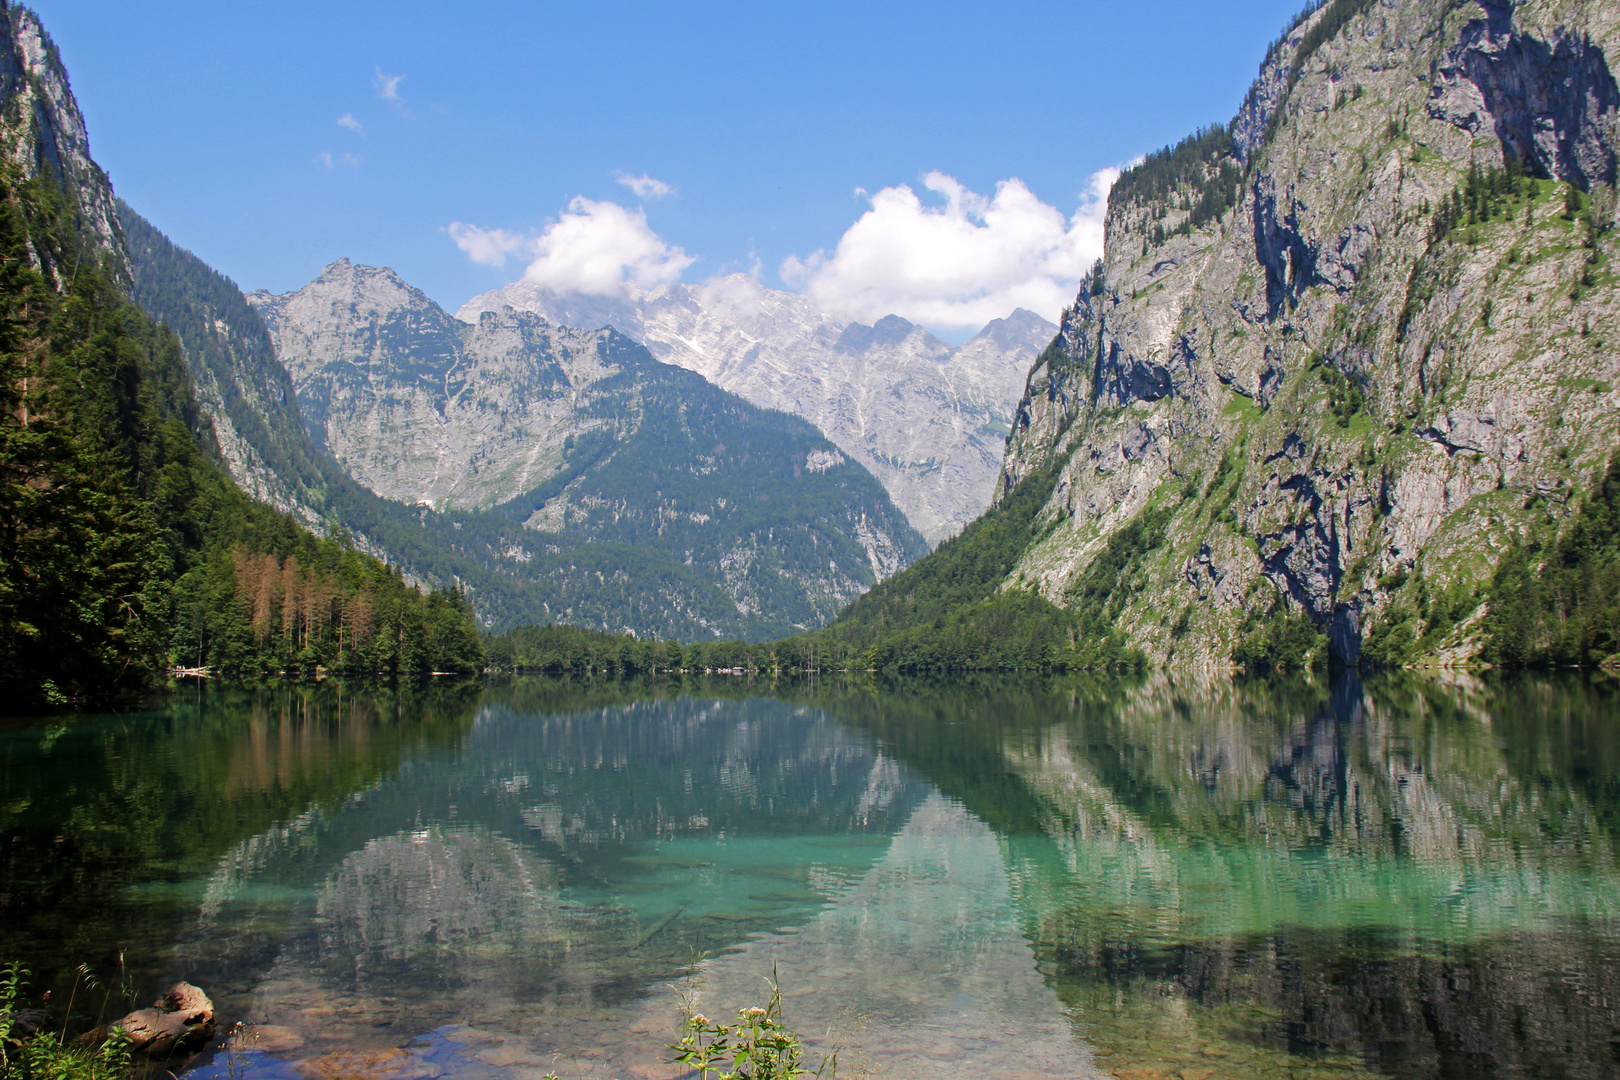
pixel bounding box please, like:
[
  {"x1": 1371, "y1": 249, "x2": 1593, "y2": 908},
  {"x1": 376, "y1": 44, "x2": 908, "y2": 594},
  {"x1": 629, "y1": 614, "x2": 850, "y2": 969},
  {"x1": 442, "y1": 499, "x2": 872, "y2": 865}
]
[
  {"x1": 449, "y1": 197, "x2": 694, "y2": 297},
  {"x1": 374, "y1": 68, "x2": 405, "y2": 108},
  {"x1": 315, "y1": 151, "x2": 360, "y2": 169},
  {"x1": 337, "y1": 113, "x2": 365, "y2": 136},
  {"x1": 614, "y1": 171, "x2": 673, "y2": 200},
  {"x1": 446, "y1": 222, "x2": 529, "y2": 268},
  {"x1": 781, "y1": 167, "x2": 1121, "y2": 332}
]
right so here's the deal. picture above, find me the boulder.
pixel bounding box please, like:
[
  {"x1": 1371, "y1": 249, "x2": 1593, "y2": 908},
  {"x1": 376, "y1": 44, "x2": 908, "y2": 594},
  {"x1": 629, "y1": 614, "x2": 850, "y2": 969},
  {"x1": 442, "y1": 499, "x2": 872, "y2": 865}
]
[
  {"x1": 1, "y1": 1008, "x2": 54, "y2": 1040},
  {"x1": 81, "y1": 982, "x2": 216, "y2": 1064}
]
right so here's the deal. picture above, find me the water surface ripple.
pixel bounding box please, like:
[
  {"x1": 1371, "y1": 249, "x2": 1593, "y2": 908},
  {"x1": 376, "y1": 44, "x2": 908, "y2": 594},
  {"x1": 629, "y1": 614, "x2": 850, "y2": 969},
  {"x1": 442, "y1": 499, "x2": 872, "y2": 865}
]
[{"x1": 1, "y1": 672, "x2": 1616, "y2": 1079}]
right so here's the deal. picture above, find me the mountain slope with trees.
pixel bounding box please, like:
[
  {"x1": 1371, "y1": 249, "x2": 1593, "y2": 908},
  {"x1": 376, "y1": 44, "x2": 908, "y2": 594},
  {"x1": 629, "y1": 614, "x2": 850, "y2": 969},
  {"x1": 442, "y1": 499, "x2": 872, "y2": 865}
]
[
  {"x1": 240, "y1": 259, "x2": 926, "y2": 640},
  {"x1": 0, "y1": 5, "x2": 483, "y2": 707},
  {"x1": 0, "y1": 168, "x2": 482, "y2": 708},
  {"x1": 979, "y1": 0, "x2": 1620, "y2": 668}
]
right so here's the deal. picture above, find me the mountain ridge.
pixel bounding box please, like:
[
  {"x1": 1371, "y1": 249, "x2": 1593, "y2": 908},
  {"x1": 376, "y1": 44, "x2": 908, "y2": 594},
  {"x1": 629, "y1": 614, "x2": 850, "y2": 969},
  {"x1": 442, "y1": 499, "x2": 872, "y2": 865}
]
[
  {"x1": 982, "y1": 0, "x2": 1620, "y2": 667},
  {"x1": 458, "y1": 276, "x2": 1055, "y2": 544},
  {"x1": 244, "y1": 256, "x2": 927, "y2": 640}
]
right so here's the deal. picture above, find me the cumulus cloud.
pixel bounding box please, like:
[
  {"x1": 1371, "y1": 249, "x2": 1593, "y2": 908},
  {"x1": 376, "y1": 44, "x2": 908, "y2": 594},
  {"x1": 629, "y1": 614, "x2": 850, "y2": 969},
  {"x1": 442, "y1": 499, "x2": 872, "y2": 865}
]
[
  {"x1": 315, "y1": 151, "x2": 360, "y2": 169},
  {"x1": 374, "y1": 68, "x2": 405, "y2": 108},
  {"x1": 446, "y1": 222, "x2": 529, "y2": 267},
  {"x1": 449, "y1": 197, "x2": 694, "y2": 297},
  {"x1": 614, "y1": 171, "x2": 673, "y2": 200},
  {"x1": 781, "y1": 167, "x2": 1120, "y2": 332},
  {"x1": 337, "y1": 113, "x2": 365, "y2": 136}
]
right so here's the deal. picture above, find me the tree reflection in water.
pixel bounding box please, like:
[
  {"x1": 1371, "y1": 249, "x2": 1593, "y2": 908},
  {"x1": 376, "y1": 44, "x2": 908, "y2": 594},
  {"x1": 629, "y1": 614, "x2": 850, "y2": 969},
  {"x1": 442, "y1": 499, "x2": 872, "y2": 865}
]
[
  {"x1": 1, "y1": 671, "x2": 1617, "y2": 1080},
  {"x1": 815, "y1": 670, "x2": 1620, "y2": 1079}
]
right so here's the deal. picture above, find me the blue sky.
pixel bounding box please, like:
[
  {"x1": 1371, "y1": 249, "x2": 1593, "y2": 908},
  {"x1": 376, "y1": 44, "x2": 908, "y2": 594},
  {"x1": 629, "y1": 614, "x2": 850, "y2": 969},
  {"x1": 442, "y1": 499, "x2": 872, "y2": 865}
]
[{"x1": 33, "y1": 0, "x2": 1304, "y2": 331}]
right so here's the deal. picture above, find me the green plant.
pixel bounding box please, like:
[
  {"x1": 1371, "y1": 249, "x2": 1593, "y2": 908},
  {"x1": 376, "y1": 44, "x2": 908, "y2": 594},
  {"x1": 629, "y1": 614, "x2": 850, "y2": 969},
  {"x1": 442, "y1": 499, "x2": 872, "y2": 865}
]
[
  {"x1": 0, "y1": 964, "x2": 132, "y2": 1080},
  {"x1": 1233, "y1": 606, "x2": 1327, "y2": 670},
  {"x1": 221, "y1": 1023, "x2": 258, "y2": 1080},
  {"x1": 1482, "y1": 455, "x2": 1620, "y2": 666},
  {"x1": 670, "y1": 971, "x2": 834, "y2": 1080}
]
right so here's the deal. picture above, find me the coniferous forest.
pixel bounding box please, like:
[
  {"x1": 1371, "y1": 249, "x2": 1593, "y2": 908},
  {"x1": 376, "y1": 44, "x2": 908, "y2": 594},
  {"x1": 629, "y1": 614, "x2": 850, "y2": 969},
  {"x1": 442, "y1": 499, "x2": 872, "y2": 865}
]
[{"x1": 0, "y1": 169, "x2": 482, "y2": 710}]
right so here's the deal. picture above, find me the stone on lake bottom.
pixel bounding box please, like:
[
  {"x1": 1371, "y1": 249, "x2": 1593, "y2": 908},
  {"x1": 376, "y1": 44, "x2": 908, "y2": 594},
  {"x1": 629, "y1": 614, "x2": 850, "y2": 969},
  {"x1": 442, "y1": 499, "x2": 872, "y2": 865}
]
[{"x1": 247, "y1": 1024, "x2": 306, "y2": 1052}]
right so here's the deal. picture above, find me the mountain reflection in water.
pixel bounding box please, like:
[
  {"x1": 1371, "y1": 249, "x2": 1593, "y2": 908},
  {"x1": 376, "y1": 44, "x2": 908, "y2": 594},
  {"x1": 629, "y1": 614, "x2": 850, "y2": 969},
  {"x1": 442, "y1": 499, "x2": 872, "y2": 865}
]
[{"x1": 0, "y1": 672, "x2": 1616, "y2": 1080}]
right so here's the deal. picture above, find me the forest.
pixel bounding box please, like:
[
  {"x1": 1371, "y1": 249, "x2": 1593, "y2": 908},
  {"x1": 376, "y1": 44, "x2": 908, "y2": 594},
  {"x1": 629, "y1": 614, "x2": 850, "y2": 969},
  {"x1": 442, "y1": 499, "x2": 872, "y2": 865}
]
[
  {"x1": 0, "y1": 169, "x2": 482, "y2": 711},
  {"x1": 484, "y1": 461, "x2": 1155, "y2": 675},
  {"x1": 486, "y1": 449, "x2": 1620, "y2": 677}
]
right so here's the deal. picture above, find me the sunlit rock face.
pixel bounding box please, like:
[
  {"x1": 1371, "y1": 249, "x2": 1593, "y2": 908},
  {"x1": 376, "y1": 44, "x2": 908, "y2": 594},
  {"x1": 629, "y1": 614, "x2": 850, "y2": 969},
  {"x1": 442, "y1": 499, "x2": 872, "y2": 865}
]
[
  {"x1": 0, "y1": 7, "x2": 126, "y2": 283},
  {"x1": 459, "y1": 278, "x2": 1057, "y2": 545},
  {"x1": 252, "y1": 260, "x2": 635, "y2": 512},
  {"x1": 248, "y1": 260, "x2": 927, "y2": 636},
  {"x1": 994, "y1": 0, "x2": 1620, "y2": 665}
]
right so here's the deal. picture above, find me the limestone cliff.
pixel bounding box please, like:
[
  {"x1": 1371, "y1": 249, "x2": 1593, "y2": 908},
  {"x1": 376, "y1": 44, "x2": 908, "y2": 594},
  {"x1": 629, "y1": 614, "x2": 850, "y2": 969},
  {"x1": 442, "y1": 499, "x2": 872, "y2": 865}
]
[
  {"x1": 459, "y1": 278, "x2": 1055, "y2": 545},
  {"x1": 0, "y1": 2, "x2": 125, "y2": 284},
  {"x1": 997, "y1": 0, "x2": 1620, "y2": 665},
  {"x1": 250, "y1": 260, "x2": 927, "y2": 638}
]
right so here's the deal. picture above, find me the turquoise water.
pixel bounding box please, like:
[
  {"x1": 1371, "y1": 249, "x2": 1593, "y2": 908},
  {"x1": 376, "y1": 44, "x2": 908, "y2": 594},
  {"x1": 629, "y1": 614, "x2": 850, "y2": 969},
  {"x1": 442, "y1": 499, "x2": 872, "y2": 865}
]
[{"x1": 2, "y1": 673, "x2": 1618, "y2": 1079}]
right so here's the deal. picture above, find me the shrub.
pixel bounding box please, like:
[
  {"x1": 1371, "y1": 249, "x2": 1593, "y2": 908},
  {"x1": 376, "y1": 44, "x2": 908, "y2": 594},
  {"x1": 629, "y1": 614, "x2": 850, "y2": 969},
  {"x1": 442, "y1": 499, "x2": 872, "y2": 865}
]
[{"x1": 0, "y1": 964, "x2": 132, "y2": 1080}]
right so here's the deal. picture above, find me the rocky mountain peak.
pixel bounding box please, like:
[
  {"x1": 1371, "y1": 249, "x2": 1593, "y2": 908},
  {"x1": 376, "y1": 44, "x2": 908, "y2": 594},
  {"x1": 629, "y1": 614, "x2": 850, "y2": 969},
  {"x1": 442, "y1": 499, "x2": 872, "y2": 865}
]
[
  {"x1": 0, "y1": 3, "x2": 126, "y2": 283},
  {"x1": 970, "y1": 308, "x2": 1054, "y2": 351},
  {"x1": 460, "y1": 277, "x2": 1056, "y2": 543},
  {"x1": 308, "y1": 258, "x2": 431, "y2": 309},
  {"x1": 833, "y1": 314, "x2": 952, "y2": 358}
]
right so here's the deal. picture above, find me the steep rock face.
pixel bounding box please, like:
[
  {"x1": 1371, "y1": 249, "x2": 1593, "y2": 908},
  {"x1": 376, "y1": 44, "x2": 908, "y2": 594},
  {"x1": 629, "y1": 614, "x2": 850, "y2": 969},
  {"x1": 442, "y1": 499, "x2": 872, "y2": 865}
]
[
  {"x1": 254, "y1": 260, "x2": 590, "y2": 511},
  {"x1": 252, "y1": 261, "x2": 927, "y2": 637},
  {"x1": 0, "y1": 2, "x2": 125, "y2": 282},
  {"x1": 458, "y1": 277, "x2": 1054, "y2": 544},
  {"x1": 997, "y1": 0, "x2": 1620, "y2": 666},
  {"x1": 119, "y1": 202, "x2": 333, "y2": 524}
]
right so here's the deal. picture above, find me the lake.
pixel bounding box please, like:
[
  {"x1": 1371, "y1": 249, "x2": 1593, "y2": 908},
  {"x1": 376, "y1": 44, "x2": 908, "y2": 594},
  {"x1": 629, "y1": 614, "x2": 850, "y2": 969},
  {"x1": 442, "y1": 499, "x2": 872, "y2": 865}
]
[{"x1": 2, "y1": 672, "x2": 1617, "y2": 1080}]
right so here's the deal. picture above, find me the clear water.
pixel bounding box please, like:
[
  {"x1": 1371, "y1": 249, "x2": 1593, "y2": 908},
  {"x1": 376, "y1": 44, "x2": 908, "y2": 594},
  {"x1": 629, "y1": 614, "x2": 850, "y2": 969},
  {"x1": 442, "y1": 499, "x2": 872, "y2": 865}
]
[{"x1": 2, "y1": 673, "x2": 1618, "y2": 1080}]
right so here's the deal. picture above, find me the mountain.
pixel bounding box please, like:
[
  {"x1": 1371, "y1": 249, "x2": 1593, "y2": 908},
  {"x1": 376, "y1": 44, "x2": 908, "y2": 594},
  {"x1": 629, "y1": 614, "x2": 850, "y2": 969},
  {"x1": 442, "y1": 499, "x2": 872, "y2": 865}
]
[
  {"x1": 0, "y1": 3, "x2": 484, "y2": 707},
  {"x1": 0, "y1": 3, "x2": 123, "y2": 282},
  {"x1": 458, "y1": 277, "x2": 1055, "y2": 544},
  {"x1": 1, "y1": 0, "x2": 918, "y2": 658},
  {"x1": 809, "y1": 0, "x2": 1620, "y2": 670},
  {"x1": 117, "y1": 202, "x2": 620, "y2": 638},
  {"x1": 245, "y1": 260, "x2": 926, "y2": 640}
]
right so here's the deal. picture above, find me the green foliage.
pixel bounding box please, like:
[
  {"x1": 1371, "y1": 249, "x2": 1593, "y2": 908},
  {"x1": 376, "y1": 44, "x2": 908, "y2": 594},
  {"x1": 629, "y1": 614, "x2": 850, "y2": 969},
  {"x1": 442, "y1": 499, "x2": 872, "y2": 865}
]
[
  {"x1": 1359, "y1": 604, "x2": 1416, "y2": 668},
  {"x1": 1482, "y1": 456, "x2": 1620, "y2": 667},
  {"x1": 0, "y1": 170, "x2": 481, "y2": 708},
  {"x1": 1563, "y1": 184, "x2": 1585, "y2": 221},
  {"x1": 485, "y1": 623, "x2": 684, "y2": 675},
  {"x1": 799, "y1": 465, "x2": 1069, "y2": 664},
  {"x1": 1233, "y1": 607, "x2": 1327, "y2": 671},
  {"x1": 1111, "y1": 126, "x2": 1242, "y2": 232},
  {"x1": 1398, "y1": 160, "x2": 1537, "y2": 342},
  {"x1": 670, "y1": 974, "x2": 831, "y2": 1080},
  {"x1": 1429, "y1": 162, "x2": 1532, "y2": 245},
  {"x1": 1063, "y1": 503, "x2": 1172, "y2": 644},
  {"x1": 781, "y1": 470, "x2": 1165, "y2": 672},
  {"x1": 1287, "y1": 0, "x2": 1379, "y2": 90},
  {"x1": 0, "y1": 963, "x2": 132, "y2": 1080},
  {"x1": 1309, "y1": 353, "x2": 1364, "y2": 426}
]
